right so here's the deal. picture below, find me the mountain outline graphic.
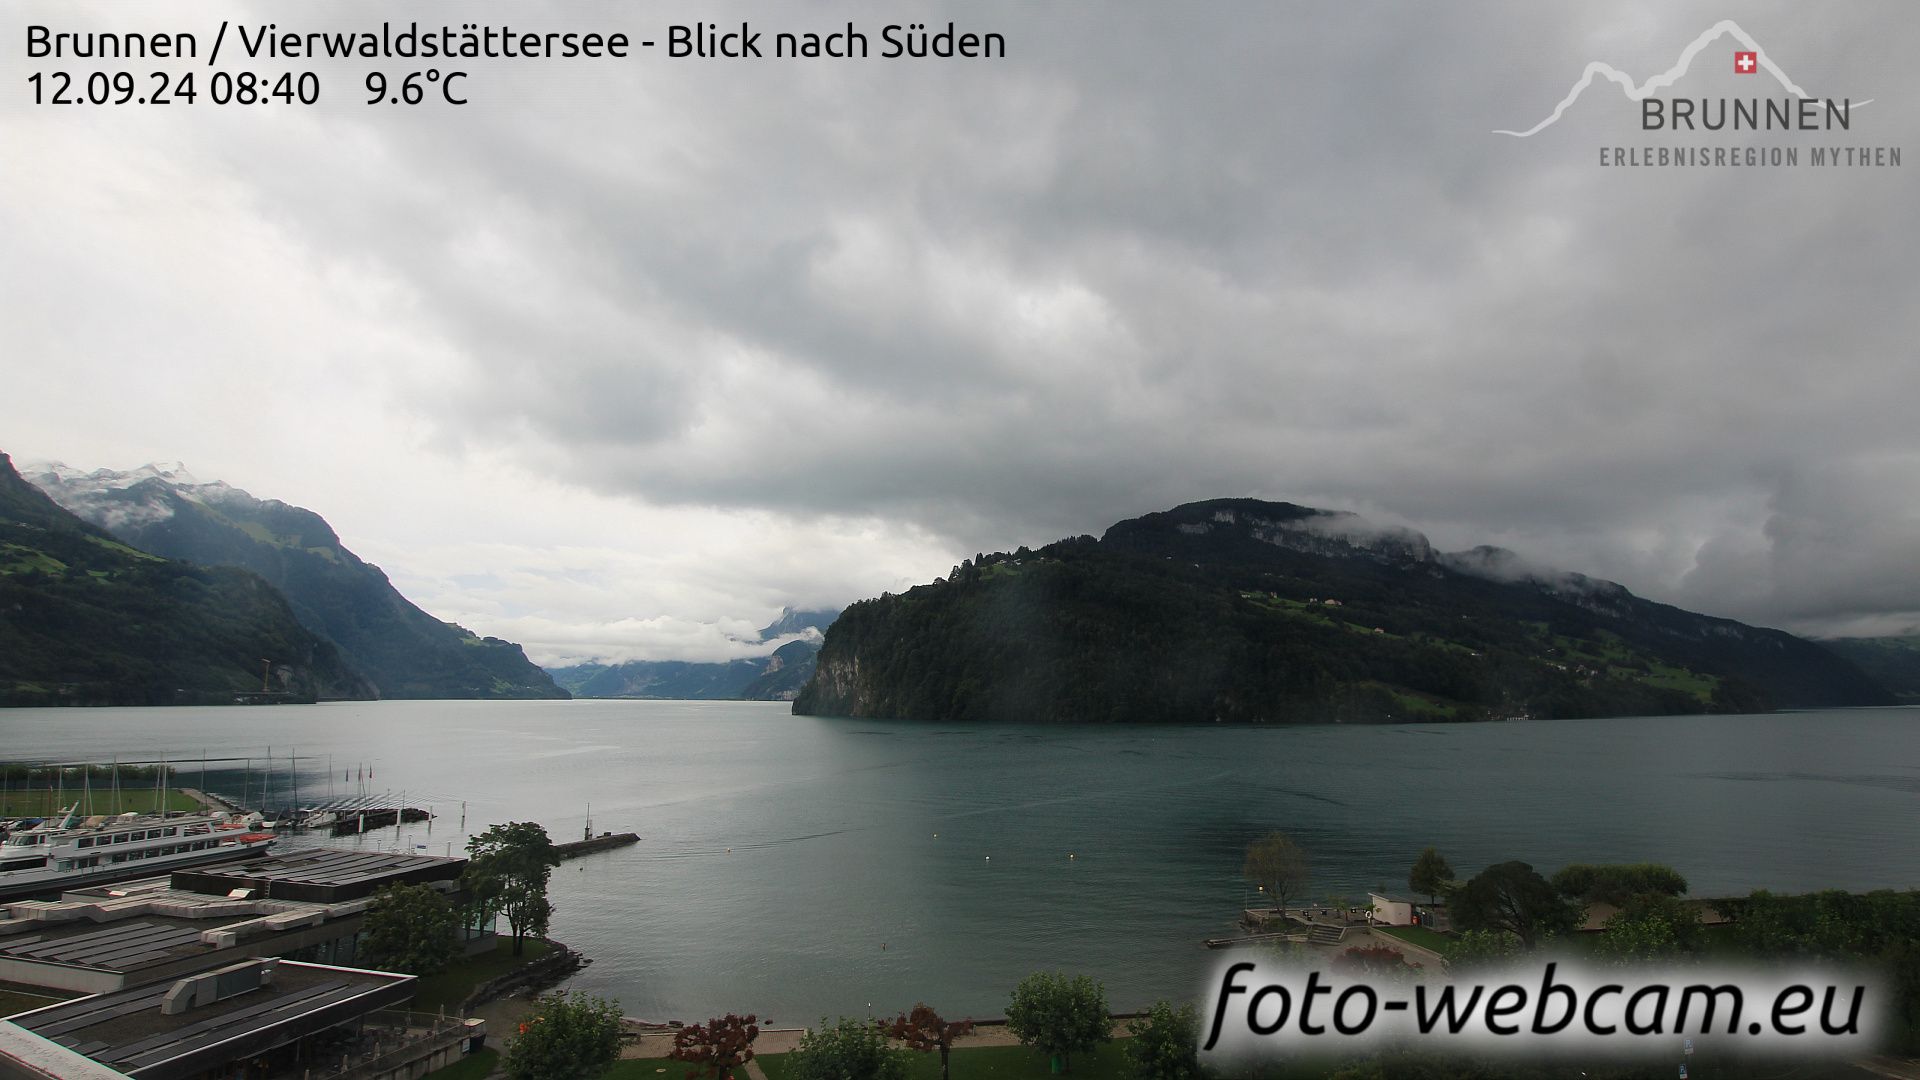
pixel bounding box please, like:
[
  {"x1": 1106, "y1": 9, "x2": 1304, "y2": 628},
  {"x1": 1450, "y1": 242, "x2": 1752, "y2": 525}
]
[{"x1": 1495, "y1": 19, "x2": 1871, "y2": 137}]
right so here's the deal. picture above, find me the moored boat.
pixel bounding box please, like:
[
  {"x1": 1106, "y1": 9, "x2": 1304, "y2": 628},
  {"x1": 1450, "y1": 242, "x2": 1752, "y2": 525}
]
[{"x1": 0, "y1": 806, "x2": 276, "y2": 902}]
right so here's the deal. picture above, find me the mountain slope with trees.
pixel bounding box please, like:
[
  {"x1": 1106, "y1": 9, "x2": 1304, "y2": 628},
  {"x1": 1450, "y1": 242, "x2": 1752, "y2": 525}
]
[
  {"x1": 1818, "y1": 635, "x2": 1920, "y2": 703},
  {"x1": 794, "y1": 499, "x2": 1891, "y2": 724},
  {"x1": 0, "y1": 453, "x2": 374, "y2": 706},
  {"x1": 26, "y1": 462, "x2": 565, "y2": 700}
]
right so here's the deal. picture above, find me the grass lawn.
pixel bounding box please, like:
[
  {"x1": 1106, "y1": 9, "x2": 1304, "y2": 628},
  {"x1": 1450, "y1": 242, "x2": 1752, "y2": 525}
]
[
  {"x1": 410, "y1": 938, "x2": 554, "y2": 1014},
  {"x1": 1374, "y1": 924, "x2": 1458, "y2": 958},
  {"x1": 427, "y1": 1048, "x2": 498, "y2": 1079},
  {"x1": 0, "y1": 787, "x2": 199, "y2": 817}
]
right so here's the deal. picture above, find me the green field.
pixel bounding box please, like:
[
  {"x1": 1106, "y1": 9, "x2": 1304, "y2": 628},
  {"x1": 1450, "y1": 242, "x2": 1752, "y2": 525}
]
[
  {"x1": 1374, "y1": 924, "x2": 1460, "y2": 958},
  {"x1": 426, "y1": 1047, "x2": 498, "y2": 1079},
  {"x1": 0, "y1": 786, "x2": 199, "y2": 818}
]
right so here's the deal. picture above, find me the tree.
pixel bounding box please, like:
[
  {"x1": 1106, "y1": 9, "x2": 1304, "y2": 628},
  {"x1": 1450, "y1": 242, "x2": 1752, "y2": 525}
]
[
  {"x1": 465, "y1": 821, "x2": 561, "y2": 956},
  {"x1": 670, "y1": 1013, "x2": 760, "y2": 1080},
  {"x1": 880, "y1": 1003, "x2": 974, "y2": 1080},
  {"x1": 1242, "y1": 832, "x2": 1308, "y2": 913},
  {"x1": 357, "y1": 882, "x2": 460, "y2": 976},
  {"x1": 505, "y1": 991, "x2": 623, "y2": 1080},
  {"x1": 1592, "y1": 894, "x2": 1702, "y2": 964},
  {"x1": 1124, "y1": 1000, "x2": 1207, "y2": 1080},
  {"x1": 1450, "y1": 861, "x2": 1581, "y2": 948},
  {"x1": 1407, "y1": 847, "x2": 1453, "y2": 906},
  {"x1": 785, "y1": 1017, "x2": 910, "y2": 1080},
  {"x1": 1005, "y1": 972, "x2": 1111, "y2": 1073},
  {"x1": 1550, "y1": 863, "x2": 1688, "y2": 907},
  {"x1": 1446, "y1": 929, "x2": 1523, "y2": 970}
]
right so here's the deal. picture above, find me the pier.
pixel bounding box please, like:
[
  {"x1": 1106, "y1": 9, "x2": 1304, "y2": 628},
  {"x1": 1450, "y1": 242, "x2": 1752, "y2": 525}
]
[{"x1": 555, "y1": 832, "x2": 640, "y2": 860}]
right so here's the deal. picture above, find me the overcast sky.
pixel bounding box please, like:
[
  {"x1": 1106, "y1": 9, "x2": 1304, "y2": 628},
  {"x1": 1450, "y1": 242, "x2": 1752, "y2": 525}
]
[{"x1": 5, "y1": 1, "x2": 1917, "y2": 664}]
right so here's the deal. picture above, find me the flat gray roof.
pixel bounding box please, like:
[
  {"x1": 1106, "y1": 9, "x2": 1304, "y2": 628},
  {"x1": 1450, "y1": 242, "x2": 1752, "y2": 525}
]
[
  {"x1": 0, "y1": 920, "x2": 205, "y2": 972},
  {"x1": 170, "y1": 848, "x2": 463, "y2": 902},
  {"x1": 8, "y1": 961, "x2": 414, "y2": 1079}
]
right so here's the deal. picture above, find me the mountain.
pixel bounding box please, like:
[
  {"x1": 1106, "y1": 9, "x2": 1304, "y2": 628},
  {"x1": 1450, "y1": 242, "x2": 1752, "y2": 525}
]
[
  {"x1": 737, "y1": 639, "x2": 824, "y2": 700},
  {"x1": 25, "y1": 462, "x2": 566, "y2": 701},
  {"x1": 546, "y1": 607, "x2": 838, "y2": 701},
  {"x1": 1818, "y1": 636, "x2": 1920, "y2": 704},
  {"x1": 794, "y1": 498, "x2": 1893, "y2": 724},
  {"x1": 0, "y1": 452, "x2": 374, "y2": 706}
]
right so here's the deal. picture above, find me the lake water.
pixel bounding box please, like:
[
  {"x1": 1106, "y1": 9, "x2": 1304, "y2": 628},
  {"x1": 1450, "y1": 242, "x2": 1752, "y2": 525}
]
[{"x1": 2, "y1": 701, "x2": 1916, "y2": 1025}]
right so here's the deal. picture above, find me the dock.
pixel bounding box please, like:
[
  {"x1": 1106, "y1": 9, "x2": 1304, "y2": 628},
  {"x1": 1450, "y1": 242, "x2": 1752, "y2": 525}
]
[
  {"x1": 556, "y1": 832, "x2": 640, "y2": 860},
  {"x1": 1203, "y1": 931, "x2": 1306, "y2": 950}
]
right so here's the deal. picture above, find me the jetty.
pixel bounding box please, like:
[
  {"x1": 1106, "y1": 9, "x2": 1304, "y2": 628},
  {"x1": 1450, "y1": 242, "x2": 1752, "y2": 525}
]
[
  {"x1": 1203, "y1": 931, "x2": 1306, "y2": 950},
  {"x1": 556, "y1": 832, "x2": 640, "y2": 860}
]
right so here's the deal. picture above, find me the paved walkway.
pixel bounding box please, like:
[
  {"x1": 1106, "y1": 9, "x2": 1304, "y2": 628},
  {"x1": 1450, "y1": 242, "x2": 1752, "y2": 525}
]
[{"x1": 177, "y1": 787, "x2": 240, "y2": 813}]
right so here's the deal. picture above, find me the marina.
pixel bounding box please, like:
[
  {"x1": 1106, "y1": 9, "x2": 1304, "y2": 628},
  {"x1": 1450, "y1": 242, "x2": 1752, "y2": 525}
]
[{"x1": 3, "y1": 699, "x2": 1919, "y2": 1024}]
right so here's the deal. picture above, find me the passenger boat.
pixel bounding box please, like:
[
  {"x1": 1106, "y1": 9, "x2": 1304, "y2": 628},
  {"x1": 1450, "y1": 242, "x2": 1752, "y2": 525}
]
[{"x1": 0, "y1": 807, "x2": 276, "y2": 902}]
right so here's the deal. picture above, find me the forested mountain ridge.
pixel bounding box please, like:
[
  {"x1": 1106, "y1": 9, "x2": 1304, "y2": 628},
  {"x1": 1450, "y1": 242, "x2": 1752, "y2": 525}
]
[
  {"x1": 0, "y1": 453, "x2": 374, "y2": 706},
  {"x1": 25, "y1": 462, "x2": 566, "y2": 701},
  {"x1": 1818, "y1": 635, "x2": 1920, "y2": 703},
  {"x1": 794, "y1": 498, "x2": 1892, "y2": 724}
]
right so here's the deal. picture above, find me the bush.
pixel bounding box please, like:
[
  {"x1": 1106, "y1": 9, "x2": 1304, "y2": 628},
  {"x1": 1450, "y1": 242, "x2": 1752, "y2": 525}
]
[
  {"x1": 505, "y1": 992, "x2": 623, "y2": 1080},
  {"x1": 1124, "y1": 1001, "x2": 1206, "y2": 1080},
  {"x1": 784, "y1": 1017, "x2": 910, "y2": 1080}
]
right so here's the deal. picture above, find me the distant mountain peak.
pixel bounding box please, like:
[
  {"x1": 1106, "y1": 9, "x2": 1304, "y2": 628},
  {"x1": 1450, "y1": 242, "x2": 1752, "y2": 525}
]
[
  {"x1": 758, "y1": 606, "x2": 841, "y2": 642},
  {"x1": 24, "y1": 457, "x2": 565, "y2": 701}
]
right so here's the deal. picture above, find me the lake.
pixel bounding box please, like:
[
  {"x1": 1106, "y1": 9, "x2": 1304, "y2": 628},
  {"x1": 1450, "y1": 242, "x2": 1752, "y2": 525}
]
[{"x1": 1, "y1": 701, "x2": 1916, "y2": 1025}]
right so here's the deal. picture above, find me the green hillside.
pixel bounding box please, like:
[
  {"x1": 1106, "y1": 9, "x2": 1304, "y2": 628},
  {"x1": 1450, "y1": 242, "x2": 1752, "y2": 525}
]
[
  {"x1": 0, "y1": 453, "x2": 374, "y2": 706},
  {"x1": 26, "y1": 465, "x2": 566, "y2": 701},
  {"x1": 1819, "y1": 635, "x2": 1920, "y2": 703},
  {"x1": 795, "y1": 499, "x2": 1892, "y2": 724}
]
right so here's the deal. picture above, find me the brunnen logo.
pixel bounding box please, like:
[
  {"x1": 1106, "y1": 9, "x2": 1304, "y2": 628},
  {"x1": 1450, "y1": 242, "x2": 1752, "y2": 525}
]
[{"x1": 1495, "y1": 19, "x2": 1900, "y2": 169}]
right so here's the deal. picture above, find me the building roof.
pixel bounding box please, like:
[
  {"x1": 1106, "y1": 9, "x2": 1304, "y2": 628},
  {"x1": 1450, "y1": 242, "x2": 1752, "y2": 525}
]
[
  {"x1": 4, "y1": 960, "x2": 414, "y2": 1080},
  {"x1": 0, "y1": 878, "x2": 370, "y2": 989},
  {"x1": 169, "y1": 847, "x2": 463, "y2": 903},
  {"x1": 0, "y1": 919, "x2": 208, "y2": 972}
]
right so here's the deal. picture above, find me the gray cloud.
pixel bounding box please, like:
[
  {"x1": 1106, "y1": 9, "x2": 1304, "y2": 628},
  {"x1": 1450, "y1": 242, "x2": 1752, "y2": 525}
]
[{"x1": 5, "y1": 0, "x2": 1918, "y2": 655}]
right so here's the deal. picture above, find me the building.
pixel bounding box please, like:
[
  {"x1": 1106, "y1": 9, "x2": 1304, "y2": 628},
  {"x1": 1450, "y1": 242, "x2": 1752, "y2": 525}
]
[
  {"x1": 1367, "y1": 892, "x2": 1414, "y2": 926},
  {"x1": 0, "y1": 957, "x2": 468, "y2": 1080},
  {"x1": 0, "y1": 850, "x2": 488, "y2": 1079},
  {"x1": 0, "y1": 850, "x2": 471, "y2": 996}
]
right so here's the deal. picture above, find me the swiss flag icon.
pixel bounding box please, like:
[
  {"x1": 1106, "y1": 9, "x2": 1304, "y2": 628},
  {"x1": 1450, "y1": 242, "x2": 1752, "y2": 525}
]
[{"x1": 1735, "y1": 51, "x2": 1758, "y2": 74}]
